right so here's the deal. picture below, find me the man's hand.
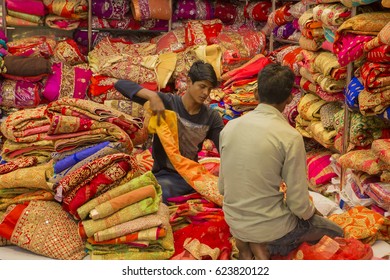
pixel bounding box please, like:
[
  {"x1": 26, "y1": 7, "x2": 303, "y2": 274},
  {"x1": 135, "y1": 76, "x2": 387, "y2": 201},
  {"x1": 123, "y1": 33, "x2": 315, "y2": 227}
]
[{"x1": 149, "y1": 94, "x2": 166, "y2": 126}]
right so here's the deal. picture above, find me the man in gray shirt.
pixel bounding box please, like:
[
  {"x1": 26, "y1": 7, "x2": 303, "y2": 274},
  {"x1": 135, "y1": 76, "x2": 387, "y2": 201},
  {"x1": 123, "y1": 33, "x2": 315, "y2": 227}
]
[{"x1": 218, "y1": 63, "x2": 343, "y2": 259}]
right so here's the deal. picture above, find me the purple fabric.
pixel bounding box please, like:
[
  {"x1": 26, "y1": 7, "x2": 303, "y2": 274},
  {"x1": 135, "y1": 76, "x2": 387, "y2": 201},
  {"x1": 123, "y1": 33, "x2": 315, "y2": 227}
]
[
  {"x1": 92, "y1": 0, "x2": 130, "y2": 19},
  {"x1": 272, "y1": 21, "x2": 296, "y2": 39},
  {"x1": 6, "y1": 0, "x2": 47, "y2": 16},
  {"x1": 0, "y1": 79, "x2": 41, "y2": 108},
  {"x1": 173, "y1": 0, "x2": 214, "y2": 21}
]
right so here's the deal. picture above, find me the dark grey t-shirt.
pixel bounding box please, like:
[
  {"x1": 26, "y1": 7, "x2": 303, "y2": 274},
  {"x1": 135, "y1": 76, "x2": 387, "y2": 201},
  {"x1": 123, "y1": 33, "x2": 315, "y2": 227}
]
[{"x1": 115, "y1": 80, "x2": 224, "y2": 173}]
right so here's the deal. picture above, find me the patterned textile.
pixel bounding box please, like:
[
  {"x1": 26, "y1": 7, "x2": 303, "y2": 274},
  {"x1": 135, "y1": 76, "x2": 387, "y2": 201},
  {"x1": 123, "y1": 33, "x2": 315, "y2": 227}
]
[
  {"x1": 345, "y1": 77, "x2": 364, "y2": 110},
  {"x1": 0, "y1": 189, "x2": 54, "y2": 211},
  {"x1": 45, "y1": 97, "x2": 144, "y2": 146},
  {"x1": 0, "y1": 156, "x2": 38, "y2": 175},
  {"x1": 273, "y1": 22, "x2": 297, "y2": 40},
  {"x1": 87, "y1": 209, "x2": 174, "y2": 260},
  {"x1": 77, "y1": 171, "x2": 157, "y2": 220},
  {"x1": 185, "y1": 19, "x2": 223, "y2": 46},
  {"x1": 367, "y1": 45, "x2": 390, "y2": 63},
  {"x1": 1, "y1": 139, "x2": 53, "y2": 162},
  {"x1": 359, "y1": 62, "x2": 390, "y2": 92},
  {"x1": 6, "y1": 0, "x2": 47, "y2": 16},
  {"x1": 130, "y1": 0, "x2": 172, "y2": 21},
  {"x1": 6, "y1": 36, "x2": 57, "y2": 58},
  {"x1": 364, "y1": 21, "x2": 390, "y2": 52},
  {"x1": 328, "y1": 206, "x2": 390, "y2": 244},
  {"x1": 371, "y1": 139, "x2": 390, "y2": 165},
  {"x1": 297, "y1": 93, "x2": 327, "y2": 121},
  {"x1": 92, "y1": 202, "x2": 166, "y2": 242},
  {"x1": 216, "y1": 27, "x2": 267, "y2": 72},
  {"x1": 92, "y1": 0, "x2": 130, "y2": 19},
  {"x1": 358, "y1": 89, "x2": 390, "y2": 116},
  {"x1": 150, "y1": 28, "x2": 186, "y2": 54},
  {"x1": 337, "y1": 149, "x2": 388, "y2": 175},
  {"x1": 6, "y1": 15, "x2": 40, "y2": 26},
  {"x1": 282, "y1": 90, "x2": 302, "y2": 127},
  {"x1": 0, "y1": 161, "x2": 53, "y2": 190},
  {"x1": 79, "y1": 183, "x2": 161, "y2": 239},
  {"x1": 340, "y1": 0, "x2": 382, "y2": 7},
  {"x1": 320, "y1": 102, "x2": 342, "y2": 130},
  {"x1": 281, "y1": 236, "x2": 373, "y2": 260},
  {"x1": 313, "y1": 51, "x2": 345, "y2": 78},
  {"x1": 42, "y1": 0, "x2": 88, "y2": 19},
  {"x1": 148, "y1": 111, "x2": 223, "y2": 206},
  {"x1": 54, "y1": 153, "x2": 139, "y2": 217},
  {"x1": 299, "y1": 35, "x2": 323, "y2": 51},
  {"x1": 244, "y1": 1, "x2": 272, "y2": 22},
  {"x1": 171, "y1": 220, "x2": 232, "y2": 260},
  {"x1": 336, "y1": 12, "x2": 390, "y2": 36},
  {"x1": 0, "y1": 106, "x2": 50, "y2": 143},
  {"x1": 312, "y1": 4, "x2": 351, "y2": 27},
  {"x1": 42, "y1": 62, "x2": 92, "y2": 102},
  {"x1": 364, "y1": 181, "x2": 390, "y2": 211},
  {"x1": 53, "y1": 39, "x2": 87, "y2": 65},
  {"x1": 44, "y1": 14, "x2": 85, "y2": 30},
  {"x1": 307, "y1": 149, "x2": 338, "y2": 186},
  {"x1": 334, "y1": 33, "x2": 373, "y2": 67},
  {"x1": 0, "y1": 200, "x2": 86, "y2": 259},
  {"x1": 0, "y1": 79, "x2": 42, "y2": 109},
  {"x1": 173, "y1": 0, "x2": 214, "y2": 21},
  {"x1": 214, "y1": 0, "x2": 241, "y2": 25},
  {"x1": 307, "y1": 121, "x2": 337, "y2": 148},
  {"x1": 333, "y1": 109, "x2": 386, "y2": 147}
]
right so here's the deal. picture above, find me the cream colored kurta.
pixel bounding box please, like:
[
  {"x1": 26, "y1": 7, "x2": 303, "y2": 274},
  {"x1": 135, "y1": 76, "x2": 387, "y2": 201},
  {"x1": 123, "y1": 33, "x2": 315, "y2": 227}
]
[{"x1": 218, "y1": 103, "x2": 315, "y2": 243}]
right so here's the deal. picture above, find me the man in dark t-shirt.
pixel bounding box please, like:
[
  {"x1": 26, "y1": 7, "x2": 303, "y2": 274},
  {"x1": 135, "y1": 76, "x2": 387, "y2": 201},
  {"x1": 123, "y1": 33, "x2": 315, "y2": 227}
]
[{"x1": 115, "y1": 60, "x2": 224, "y2": 204}]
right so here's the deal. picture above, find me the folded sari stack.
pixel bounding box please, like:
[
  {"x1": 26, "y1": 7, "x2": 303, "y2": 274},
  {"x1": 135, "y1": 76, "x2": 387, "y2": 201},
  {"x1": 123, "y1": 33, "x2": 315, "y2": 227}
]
[
  {"x1": 42, "y1": 0, "x2": 88, "y2": 30},
  {"x1": 88, "y1": 37, "x2": 177, "y2": 90},
  {"x1": 354, "y1": 22, "x2": 390, "y2": 118},
  {"x1": 53, "y1": 152, "x2": 141, "y2": 220},
  {"x1": 0, "y1": 106, "x2": 54, "y2": 162},
  {"x1": 333, "y1": 109, "x2": 388, "y2": 152},
  {"x1": 44, "y1": 97, "x2": 146, "y2": 153},
  {"x1": 0, "y1": 157, "x2": 54, "y2": 212},
  {"x1": 312, "y1": 3, "x2": 351, "y2": 52},
  {"x1": 298, "y1": 8, "x2": 324, "y2": 52},
  {"x1": 333, "y1": 12, "x2": 390, "y2": 67},
  {"x1": 5, "y1": 0, "x2": 47, "y2": 27},
  {"x1": 214, "y1": 55, "x2": 271, "y2": 122},
  {"x1": 262, "y1": 2, "x2": 294, "y2": 36},
  {"x1": 75, "y1": 171, "x2": 174, "y2": 260}
]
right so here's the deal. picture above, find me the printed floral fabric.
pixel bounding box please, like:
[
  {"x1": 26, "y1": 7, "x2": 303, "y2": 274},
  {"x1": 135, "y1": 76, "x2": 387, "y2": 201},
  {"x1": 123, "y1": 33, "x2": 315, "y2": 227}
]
[
  {"x1": 328, "y1": 206, "x2": 390, "y2": 244},
  {"x1": 0, "y1": 200, "x2": 86, "y2": 259},
  {"x1": 312, "y1": 4, "x2": 351, "y2": 27},
  {"x1": 337, "y1": 149, "x2": 388, "y2": 175}
]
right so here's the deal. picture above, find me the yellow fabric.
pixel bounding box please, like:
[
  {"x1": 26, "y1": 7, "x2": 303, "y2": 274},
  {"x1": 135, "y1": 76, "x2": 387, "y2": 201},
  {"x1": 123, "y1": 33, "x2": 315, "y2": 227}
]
[
  {"x1": 156, "y1": 52, "x2": 178, "y2": 89},
  {"x1": 193, "y1": 44, "x2": 223, "y2": 80},
  {"x1": 148, "y1": 110, "x2": 223, "y2": 206}
]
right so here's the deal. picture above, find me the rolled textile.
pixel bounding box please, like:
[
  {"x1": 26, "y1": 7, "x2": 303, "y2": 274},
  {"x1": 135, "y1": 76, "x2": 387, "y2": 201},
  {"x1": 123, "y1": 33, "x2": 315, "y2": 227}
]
[
  {"x1": 42, "y1": 0, "x2": 88, "y2": 19},
  {"x1": 92, "y1": 0, "x2": 130, "y2": 19},
  {"x1": 6, "y1": 15, "x2": 40, "y2": 26},
  {"x1": 3, "y1": 56, "x2": 51, "y2": 77},
  {"x1": 371, "y1": 139, "x2": 390, "y2": 165},
  {"x1": 6, "y1": 36, "x2": 57, "y2": 58},
  {"x1": 345, "y1": 76, "x2": 364, "y2": 110},
  {"x1": 0, "y1": 189, "x2": 54, "y2": 211},
  {"x1": 358, "y1": 89, "x2": 390, "y2": 116},
  {"x1": 6, "y1": 0, "x2": 47, "y2": 16},
  {"x1": 7, "y1": 10, "x2": 44, "y2": 24},
  {"x1": 244, "y1": 1, "x2": 272, "y2": 22},
  {"x1": 297, "y1": 93, "x2": 327, "y2": 121},
  {"x1": 366, "y1": 45, "x2": 390, "y2": 63},
  {"x1": 90, "y1": 184, "x2": 156, "y2": 220},
  {"x1": 0, "y1": 156, "x2": 38, "y2": 175},
  {"x1": 92, "y1": 202, "x2": 167, "y2": 242},
  {"x1": 77, "y1": 171, "x2": 158, "y2": 220},
  {"x1": 45, "y1": 14, "x2": 85, "y2": 30},
  {"x1": 131, "y1": 0, "x2": 172, "y2": 21},
  {"x1": 173, "y1": 0, "x2": 214, "y2": 21},
  {"x1": 53, "y1": 39, "x2": 87, "y2": 66}
]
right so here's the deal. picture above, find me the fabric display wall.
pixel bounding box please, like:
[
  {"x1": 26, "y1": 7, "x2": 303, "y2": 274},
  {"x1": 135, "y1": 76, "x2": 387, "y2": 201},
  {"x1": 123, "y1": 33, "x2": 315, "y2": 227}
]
[{"x1": 1, "y1": 0, "x2": 390, "y2": 260}]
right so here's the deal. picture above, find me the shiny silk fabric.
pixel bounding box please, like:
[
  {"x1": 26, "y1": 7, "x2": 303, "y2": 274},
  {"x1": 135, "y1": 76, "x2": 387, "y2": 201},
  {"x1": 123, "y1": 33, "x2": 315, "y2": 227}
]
[
  {"x1": 43, "y1": 0, "x2": 88, "y2": 19},
  {"x1": 92, "y1": 0, "x2": 130, "y2": 19}
]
